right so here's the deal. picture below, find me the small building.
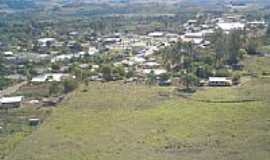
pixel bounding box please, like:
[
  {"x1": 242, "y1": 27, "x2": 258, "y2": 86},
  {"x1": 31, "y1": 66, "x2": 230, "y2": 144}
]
[
  {"x1": 0, "y1": 96, "x2": 24, "y2": 109},
  {"x1": 29, "y1": 118, "x2": 40, "y2": 126},
  {"x1": 208, "y1": 77, "x2": 232, "y2": 86}
]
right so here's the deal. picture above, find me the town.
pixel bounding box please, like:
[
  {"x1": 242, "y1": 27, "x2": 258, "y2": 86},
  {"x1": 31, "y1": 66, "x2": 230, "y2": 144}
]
[
  {"x1": 0, "y1": 5, "x2": 268, "y2": 107},
  {"x1": 1, "y1": 0, "x2": 270, "y2": 160}
]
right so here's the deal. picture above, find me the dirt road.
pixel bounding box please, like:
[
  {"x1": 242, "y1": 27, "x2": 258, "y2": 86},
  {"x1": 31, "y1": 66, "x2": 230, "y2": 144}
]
[{"x1": 0, "y1": 81, "x2": 27, "y2": 97}]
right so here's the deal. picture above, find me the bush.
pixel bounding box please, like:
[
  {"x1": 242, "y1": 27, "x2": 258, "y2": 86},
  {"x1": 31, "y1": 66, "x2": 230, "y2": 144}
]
[
  {"x1": 113, "y1": 65, "x2": 125, "y2": 79},
  {"x1": 0, "y1": 76, "x2": 10, "y2": 90},
  {"x1": 196, "y1": 65, "x2": 214, "y2": 78},
  {"x1": 232, "y1": 73, "x2": 241, "y2": 84},
  {"x1": 159, "y1": 73, "x2": 171, "y2": 81},
  {"x1": 100, "y1": 64, "x2": 113, "y2": 81},
  {"x1": 63, "y1": 79, "x2": 78, "y2": 93},
  {"x1": 215, "y1": 69, "x2": 232, "y2": 77},
  {"x1": 49, "y1": 82, "x2": 63, "y2": 96},
  {"x1": 126, "y1": 69, "x2": 134, "y2": 78}
]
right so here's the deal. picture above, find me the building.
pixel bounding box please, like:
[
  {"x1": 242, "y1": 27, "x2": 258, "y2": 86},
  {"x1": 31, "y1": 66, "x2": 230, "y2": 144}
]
[
  {"x1": 38, "y1": 38, "x2": 56, "y2": 47},
  {"x1": 31, "y1": 73, "x2": 73, "y2": 83},
  {"x1": 148, "y1": 32, "x2": 165, "y2": 37},
  {"x1": 217, "y1": 22, "x2": 245, "y2": 32},
  {"x1": 0, "y1": 96, "x2": 24, "y2": 109},
  {"x1": 208, "y1": 77, "x2": 233, "y2": 86}
]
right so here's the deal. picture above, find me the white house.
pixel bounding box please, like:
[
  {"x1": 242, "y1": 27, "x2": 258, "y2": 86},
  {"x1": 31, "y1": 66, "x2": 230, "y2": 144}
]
[
  {"x1": 148, "y1": 32, "x2": 164, "y2": 37},
  {"x1": 217, "y1": 22, "x2": 245, "y2": 32},
  {"x1": 3, "y1": 51, "x2": 14, "y2": 57},
  {"x1": 38, "y1": 38, "x2": 56, "y2": 47},
  {"x1": 208, "y1": 77, "x2": 233, "y2": 86},
  {"x1": 31, "y1": 73, "x2": 73, "y2": 83},
  {"x1": 143, "y1": 69, "x2": 167, "y2": 76},
  {"x1": 0, "y1": 96, "x2": 24, "y2": 109}
]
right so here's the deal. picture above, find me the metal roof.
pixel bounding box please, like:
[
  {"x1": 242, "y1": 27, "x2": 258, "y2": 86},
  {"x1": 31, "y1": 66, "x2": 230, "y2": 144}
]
[{"x1": 0, "y1": 96, "x2": 23, "y2": 104}]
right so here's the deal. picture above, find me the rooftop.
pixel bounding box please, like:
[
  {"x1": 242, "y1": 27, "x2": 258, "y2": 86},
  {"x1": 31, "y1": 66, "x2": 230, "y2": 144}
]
[{"x1": 0, "y1": 96, "x2": 23, "y2": 104}]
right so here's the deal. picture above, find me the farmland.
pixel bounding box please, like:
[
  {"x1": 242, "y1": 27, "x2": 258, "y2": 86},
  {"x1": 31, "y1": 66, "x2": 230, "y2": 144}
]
[{"x1": 2, "y1": 71, "x2": 270, "y2": 160}]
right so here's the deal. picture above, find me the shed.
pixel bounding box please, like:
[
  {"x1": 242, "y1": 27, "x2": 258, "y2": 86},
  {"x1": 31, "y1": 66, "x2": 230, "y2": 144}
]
[{"x1": 29, "y1": 118, "x2": 40, "y2": 126}]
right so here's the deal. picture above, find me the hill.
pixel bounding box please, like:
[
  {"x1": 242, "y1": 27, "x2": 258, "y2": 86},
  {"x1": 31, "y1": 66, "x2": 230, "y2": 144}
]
[{"x1": 3, "y1": 63, "x2": 270, "y2": 160}]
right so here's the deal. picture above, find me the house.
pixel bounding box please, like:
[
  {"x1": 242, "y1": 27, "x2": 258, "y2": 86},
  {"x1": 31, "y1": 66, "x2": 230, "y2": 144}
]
[
  {"x1": 143, "y1": 62, "x2": 161, "y2": 69},
  {"x1": 51, "y1": 54, "x2": 74, "y2": 63},
  {"x1": 88, "y1": 47, "x2": 99, "y2": 55},
  {"x1": 208, "y1": 77, "x2": 232, "y2": 86},
  {"x1": 31, "y1": 73, "x2": 73, "y2": 83},
  {"x1": 148, "y1": 32, "x2": 164, "y2": 37},
  {"x1": 0, "y1": 96, "x2": 24, "y2": 109},
  {"x1": 142, "y1": 69, "x2": 167, "y2": 76},
  {"x1": 3, "y1": 51, "x2": 14, "y2": 57},
  {"x1": 186, "y1": 19, "x2": 198, "y2": 26},
  {"x1": 38, "y1": 38, "x2": 56, "y2": 47},
  {"x1": 217, "y1": 22, "x2": 245, "y2": 32}
]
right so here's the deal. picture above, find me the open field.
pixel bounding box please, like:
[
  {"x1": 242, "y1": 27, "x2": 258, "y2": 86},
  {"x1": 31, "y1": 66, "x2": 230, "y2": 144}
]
[
  {"x1": 2, "y1": 75, "x2": 270, "y2": 160},
  {"x1": 243, "y1": 56, "x2": 270, "y2": 75}
]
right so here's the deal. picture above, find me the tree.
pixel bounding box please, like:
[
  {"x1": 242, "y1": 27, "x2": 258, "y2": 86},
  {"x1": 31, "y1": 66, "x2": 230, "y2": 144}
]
[
  {"x1": 213, "y1": 29, "x2": 227, "y2": 67},
  {"x1": 113, "y1": 65, "x2": 125, "y2": 79},
  {"x1": 159, "y1": 73, "x2": 170, "y2": 81},
  {"x1": 0, "y1": 54, "x2": 6, "y2": 76},
  {"x1": 215, "y1": 69, "x2": 232, "y2": 77},
  {"x1": 182, "y1": 72, "x2": 198, "y2": 90},
  {"x1": 227, "y1": 30, "x2": 242, "y2": 65},
  {"x1": 63, "y1": 79, "x2": 78, "y2": 93},
  {"x1": 246, "y1": 37, "x2": 260, "y2": 55},
  {"x1": 267, "y1": 25, "x2": 270, "y2": 36},
  {"x1": 100, "y1": 64, "x2": 113, "y2": 81},
  {"x1": 196, "y1": 65, "x2": 214, "y2": 79},
  {"x1": 0, "y1": 76, "x2": 9, "y2": 90},
  {"x1": 49, "y1": 82, "x2": 63, "y2": 96},
  {"x1": 146, "y1": 70, "x2": 156, "y2": 85}
]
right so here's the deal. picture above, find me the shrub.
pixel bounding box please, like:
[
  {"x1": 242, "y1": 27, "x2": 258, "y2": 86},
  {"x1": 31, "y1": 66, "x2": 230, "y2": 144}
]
[
  {"x1": 215, "y1": 69, "x2": 232, "y2": 77},
  {"x1": 100, "y1": 64, "x2": 113, "y2": 81},
  {"x1": 63, "y1": 79, "x2": 78, "y2": 93},
  {"x1": 49, "y1": 82, "x2": 63, "y2": 96},
  {"x1": 232, "y1": 73, "x2": 241, "y2": 84}
]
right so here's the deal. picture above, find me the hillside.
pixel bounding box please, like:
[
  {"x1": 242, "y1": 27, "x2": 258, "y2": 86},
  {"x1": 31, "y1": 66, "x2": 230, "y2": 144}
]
[{"x1": 3, "y1": 60, "x2": 270, "y2": 160}]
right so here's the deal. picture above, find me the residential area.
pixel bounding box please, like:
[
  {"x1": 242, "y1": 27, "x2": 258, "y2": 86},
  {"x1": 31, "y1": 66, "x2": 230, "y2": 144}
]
[{"x1": 1, "y1": 0, "x2": 270, "y2": 160}]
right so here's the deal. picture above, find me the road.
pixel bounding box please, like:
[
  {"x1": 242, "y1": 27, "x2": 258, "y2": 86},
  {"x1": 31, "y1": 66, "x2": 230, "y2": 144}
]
[{"x1": 0, "y1": 81, "x2": 27, "y2": 97}]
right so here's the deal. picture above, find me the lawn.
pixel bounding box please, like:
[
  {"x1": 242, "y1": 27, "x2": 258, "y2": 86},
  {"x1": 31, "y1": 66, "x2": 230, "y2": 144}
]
[{"x1": 3, "y1": 79, "x2": 270, "y2": 160}]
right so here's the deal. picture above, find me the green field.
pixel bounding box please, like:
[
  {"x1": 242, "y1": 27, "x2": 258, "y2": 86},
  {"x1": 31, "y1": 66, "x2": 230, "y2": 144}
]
[
  {"x1": 2, "y1": 75, "x2": 270, "y2": 160},
  {"x1": 2, "y1": 56, "x2": 270, "y2": 160}
]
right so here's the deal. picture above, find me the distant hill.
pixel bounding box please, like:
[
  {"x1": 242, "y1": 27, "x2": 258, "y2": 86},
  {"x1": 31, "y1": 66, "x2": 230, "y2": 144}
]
[{"x1": 0, "y1": 0, "x2": 36, "y2": 9}]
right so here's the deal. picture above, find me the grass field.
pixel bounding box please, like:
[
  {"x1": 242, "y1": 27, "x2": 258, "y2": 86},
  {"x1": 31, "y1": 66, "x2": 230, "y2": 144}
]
[
  {"x1": 2, "y1": 76, "x2": 270, "y2": 160},
  {"x1": 1, "y1": 56, "x2": 270, "y2": 160},
  {"x1": 0, "y1": 106, "x2": 52, "y2": 159},
  {"x1": 243, "y1": 56, "x2": 270, "y2": 75}
]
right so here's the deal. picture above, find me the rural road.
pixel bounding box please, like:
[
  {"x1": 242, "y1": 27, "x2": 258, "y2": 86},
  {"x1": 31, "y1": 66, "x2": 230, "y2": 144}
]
[{"x1": 0, "y1": 81, "x2": 28, "y2": 97}]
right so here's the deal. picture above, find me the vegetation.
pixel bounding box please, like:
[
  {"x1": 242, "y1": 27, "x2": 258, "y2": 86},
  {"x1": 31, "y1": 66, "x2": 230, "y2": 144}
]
[
  {"x1": 1, "y1": 1, "x2": 270, "y2": 160},
  {"x1": 3, "y1": 76, "x2": 270, "y2": 160}
]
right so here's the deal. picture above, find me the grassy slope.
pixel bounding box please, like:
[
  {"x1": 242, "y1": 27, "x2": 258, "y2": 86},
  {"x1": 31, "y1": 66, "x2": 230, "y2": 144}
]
[
  {"x1": 0, "y1": 107, "x2": 52, "y2": 159},
  {"x1": 4, "y1": 77, "x2": 270, "y2": 160},
  {"x1": 243, "y1": 56, "x2": 270, "y2": 75}
]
